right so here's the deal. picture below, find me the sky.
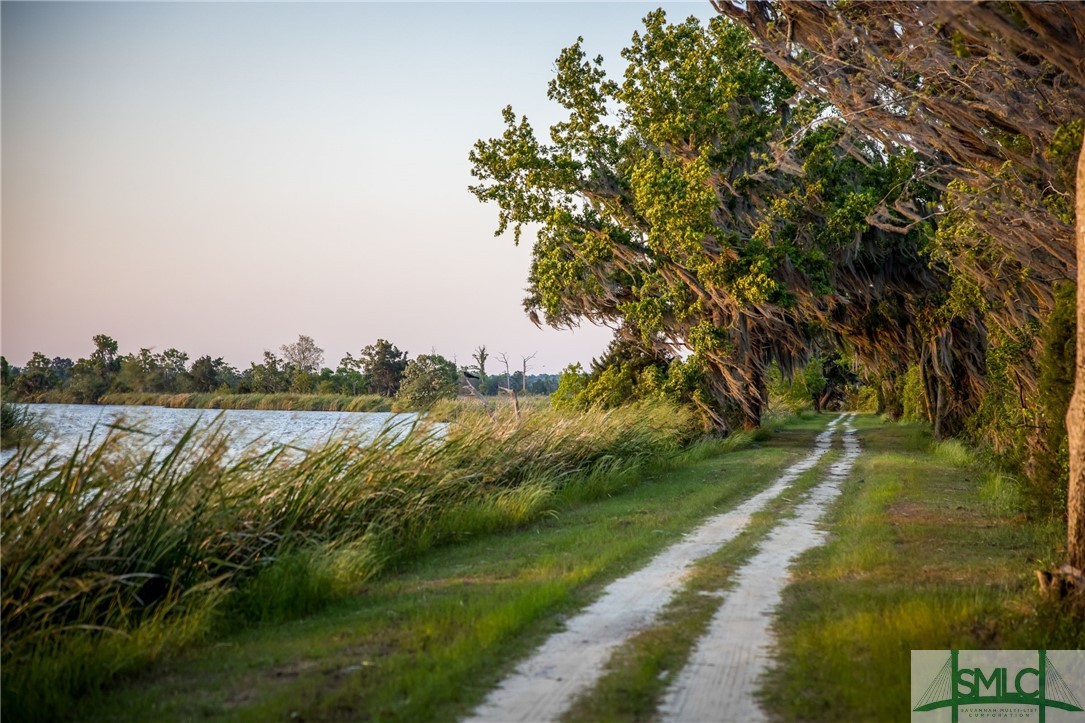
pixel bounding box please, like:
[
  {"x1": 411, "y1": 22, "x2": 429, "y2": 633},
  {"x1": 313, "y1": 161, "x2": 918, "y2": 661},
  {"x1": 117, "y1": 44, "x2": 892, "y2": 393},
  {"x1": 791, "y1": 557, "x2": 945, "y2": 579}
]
[{"x1": 1, "y1": 1, "x2": 712, "y2": 376}]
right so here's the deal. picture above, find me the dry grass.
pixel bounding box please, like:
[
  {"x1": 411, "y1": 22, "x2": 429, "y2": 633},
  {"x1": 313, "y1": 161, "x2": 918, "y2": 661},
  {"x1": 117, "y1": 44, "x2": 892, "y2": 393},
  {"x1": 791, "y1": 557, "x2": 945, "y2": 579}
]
[{"x1": 97, "y1": 392, "x2": 393, "y2": 412}]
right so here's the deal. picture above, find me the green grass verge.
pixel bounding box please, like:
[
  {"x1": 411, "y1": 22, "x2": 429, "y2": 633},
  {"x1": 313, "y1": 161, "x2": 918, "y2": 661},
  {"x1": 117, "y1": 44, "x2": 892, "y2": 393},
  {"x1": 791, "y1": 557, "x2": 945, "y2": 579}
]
[
  {"x1": 757, "y1": 416, "x2": 1085, "y2": 722},
  {"x1": 71, "y1": 415, "x2": 835, "y2": 722}
]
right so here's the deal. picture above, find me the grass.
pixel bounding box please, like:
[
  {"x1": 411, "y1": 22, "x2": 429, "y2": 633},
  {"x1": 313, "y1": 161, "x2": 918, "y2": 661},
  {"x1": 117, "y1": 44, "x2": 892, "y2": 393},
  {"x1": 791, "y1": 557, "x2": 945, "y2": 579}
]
[
  {"x1": 96, "y1": 392, "x2": 394, "y2": 412},
  {"x1": 757, "y1": 416, "x2": 1084, "y2": 722},
  {"x1": 426, "y1": 393, "x2": 550, "y2": 421},
  {"x1": 66, "y1": 412, "x2": 833, "y2": 722},
  {"x1": 16, "y1": 410, "x2": 1063, "y2": 722},
  {"x1": 1, "y1": 400, "x2": 42, "y2": 449},
  {"x1": 81, "y1": 392, "x2": 554, "y2": 415},
  {"x1": 1, "y1": 400, "x2": 701, "y2": 720}
]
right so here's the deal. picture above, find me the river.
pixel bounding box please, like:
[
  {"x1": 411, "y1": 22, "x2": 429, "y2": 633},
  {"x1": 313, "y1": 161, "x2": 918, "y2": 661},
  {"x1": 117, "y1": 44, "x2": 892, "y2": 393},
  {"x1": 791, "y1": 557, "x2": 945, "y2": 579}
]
[{"x1": 1, "y1": 403, "x2": 426, "y2": 465}]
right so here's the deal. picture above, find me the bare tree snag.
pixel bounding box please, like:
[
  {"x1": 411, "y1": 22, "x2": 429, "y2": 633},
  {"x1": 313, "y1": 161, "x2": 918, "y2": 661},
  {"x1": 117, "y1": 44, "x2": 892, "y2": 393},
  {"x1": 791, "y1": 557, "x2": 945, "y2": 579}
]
[
  {"x1": 500, "y1": 385, "x2": 521, "y2": 420},
  {"x1": 496, "y1": 352, "x2": 511, "y2": 391},
  {"x1": 521, "y1": 352, "x2": 537, "y2": 393},
  {"x1": 462, "y1": 372, "x2": 496, "y2": 422}
]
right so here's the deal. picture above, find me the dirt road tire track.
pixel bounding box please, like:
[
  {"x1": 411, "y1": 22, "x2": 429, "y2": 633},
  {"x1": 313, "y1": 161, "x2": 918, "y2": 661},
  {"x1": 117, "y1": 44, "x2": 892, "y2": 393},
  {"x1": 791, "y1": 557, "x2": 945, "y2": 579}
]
[{"x1": 659, "y1": 414, "x2": 860, "y2": 722}]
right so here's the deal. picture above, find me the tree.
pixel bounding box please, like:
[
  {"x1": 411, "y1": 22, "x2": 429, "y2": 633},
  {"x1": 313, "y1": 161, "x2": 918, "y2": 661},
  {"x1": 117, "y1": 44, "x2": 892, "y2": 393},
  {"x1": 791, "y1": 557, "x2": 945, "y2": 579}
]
[
  {"x1": 335, "y1": 353, "x2": 366, "y2": 396},
  {"x1": 520, "y1": 352, "x2": 537, "y2": 393},
  {"x1": 11, "y1": 353, "x2": 54, "y2": 396},
  {"x1": 1069, "y1": 135, "x2": 1085, "y2": 569},
  {"x1": 114, "y1": 349, "x2": 158, "y2": 393},
  {"x1": 66, "y1": 361, "x2": 107, "y2": 403},
  {"x1": 715, "y1": 0, "x2": 1085, "y2": 577},
  {"x1": 471, "y1": 345, "x2": 489, "y2": 389},
  {"x1": 359, "y1": 339, "x2": 408, "y2": 397},
  {"x1": 289, "y1": 369, "x2": 315, "y2": 394},
  {"x1": 246, "y1": 351, "x2": 288, "y2": 393},
  {"x1": 471, "y1": 11, "x2": 943, "y2": 431},
  {"x1": 188, "y1": 356, "x2": 233, "y2": 393},
  {"x1": 280, "y1": 335, "x2": 324, "y2": 375},
  {"x1": 494, "y1": 352, "x2": 512, "y2": 391},
  {"x1": 159, "y1": 349, "x2": 189, "y2": 391},
  {"x1": 529, "y1": 377, "x2": 552, "y2": 395},
  {"x1": 50, "y1": 358, "x2": 73, "y2": 385},
  {"x1": 715, "y1": 1, "x2": 1079, "y2": 313},
  {"x1": 63, "y1": 335, "x2": 122, "y2": 402},
  {"x1": 90, "y1": 334, "x2": 119, "y2": 372},
  {"x1": 551, "y1": 363, "x2": 589, "y2": 411},
  {"x1": 396, "y1": 353, "x2": 459, "y2": 409},
  {"x1": 481, "y1": 374, "x2": 503, "y2": 396}
]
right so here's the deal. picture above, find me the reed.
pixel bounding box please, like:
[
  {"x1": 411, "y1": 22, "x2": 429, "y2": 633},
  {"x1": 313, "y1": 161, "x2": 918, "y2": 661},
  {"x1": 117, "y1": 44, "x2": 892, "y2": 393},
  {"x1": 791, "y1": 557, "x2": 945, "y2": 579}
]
[
  {"x1": 1, "y1": 401, "x2": 42, "y2": 449},
  {"x1": 97, "y1": 392, "x2": 394, "y2": 412},
  {"x1": 0, "y1": 401, "x2": 698, "y2": 718}
]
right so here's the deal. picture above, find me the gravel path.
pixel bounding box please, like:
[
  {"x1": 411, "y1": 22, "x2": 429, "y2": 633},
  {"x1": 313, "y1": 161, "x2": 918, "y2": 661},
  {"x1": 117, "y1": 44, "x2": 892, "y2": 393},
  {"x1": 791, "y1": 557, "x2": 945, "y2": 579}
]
[
  {"x1": 465, "y1": 415, "x2": 847, "y2": 723},
  {"x1": 658, "y1": 414, "x2": 860, "y2": 722}
]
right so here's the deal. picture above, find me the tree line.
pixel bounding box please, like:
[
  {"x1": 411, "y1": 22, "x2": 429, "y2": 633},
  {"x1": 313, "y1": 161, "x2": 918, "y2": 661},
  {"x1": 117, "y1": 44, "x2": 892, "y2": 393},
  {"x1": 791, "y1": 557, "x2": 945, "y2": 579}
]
[
  {"x1": 1, "y1": 335, "x2": 557, "y2": 408},
  {"x1": 469, "y1": 5, "x2": 1084, "y2": 566}
]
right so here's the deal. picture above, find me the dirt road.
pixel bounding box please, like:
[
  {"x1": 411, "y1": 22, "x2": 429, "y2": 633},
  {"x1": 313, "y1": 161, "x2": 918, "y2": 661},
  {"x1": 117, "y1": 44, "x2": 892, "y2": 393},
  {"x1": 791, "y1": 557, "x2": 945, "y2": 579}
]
[{"x1": 466, "y1": 414, "x2": 854, "y2": 723}]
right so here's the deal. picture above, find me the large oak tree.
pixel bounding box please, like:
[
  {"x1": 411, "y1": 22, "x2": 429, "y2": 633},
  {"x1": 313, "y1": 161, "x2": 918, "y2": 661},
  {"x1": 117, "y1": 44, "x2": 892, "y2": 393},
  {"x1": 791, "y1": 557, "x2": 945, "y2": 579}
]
[
  {"x1": 472, "y1": 11, "x2": 964, "y2": 431},
  {"x1": 716, "y1": 0, "x2": 1085, "y2": 581}
]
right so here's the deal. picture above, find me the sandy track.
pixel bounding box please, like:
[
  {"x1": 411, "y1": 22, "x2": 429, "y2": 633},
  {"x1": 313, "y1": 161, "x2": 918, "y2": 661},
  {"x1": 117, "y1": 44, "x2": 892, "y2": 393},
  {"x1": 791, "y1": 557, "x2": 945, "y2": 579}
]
[
  {"x1": 658, "y1": 414, "x2": 860, "y2": 722},
  {"x1": 465, "y1": 415, "x2": 847, "y2": 723}
]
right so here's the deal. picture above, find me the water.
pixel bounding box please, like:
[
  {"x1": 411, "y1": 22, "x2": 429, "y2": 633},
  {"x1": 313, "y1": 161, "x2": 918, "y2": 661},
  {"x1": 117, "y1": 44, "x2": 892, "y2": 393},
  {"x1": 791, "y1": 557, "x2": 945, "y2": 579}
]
[{"x1": 1, "y1": 403, "x2": 427, "y2": 465}]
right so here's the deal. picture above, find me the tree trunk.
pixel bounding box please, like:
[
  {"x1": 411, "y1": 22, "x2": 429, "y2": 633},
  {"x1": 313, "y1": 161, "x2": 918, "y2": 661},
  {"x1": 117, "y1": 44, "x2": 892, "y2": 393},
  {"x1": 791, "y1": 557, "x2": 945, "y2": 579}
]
[
  {"x1": 744, "y1": 359, "x2": 766, "y2": 430},
  {"x1": 1067, "y1": 134, "x2": 1085, "y2": 570},
  {"x1": 918, "y1": 348, "x2": 938, "y2": 430},
  {"x1": 933, "y1": 378, "x2": 947, "y2": 441}
]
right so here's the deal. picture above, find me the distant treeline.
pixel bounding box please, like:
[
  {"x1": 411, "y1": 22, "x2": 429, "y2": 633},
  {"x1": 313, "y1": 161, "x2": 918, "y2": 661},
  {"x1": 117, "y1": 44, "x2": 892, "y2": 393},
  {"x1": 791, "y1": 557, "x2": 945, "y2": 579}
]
[
  {"x1": 97, "y1": 392, "x2": 395, "y2": 413},
  {"x1": 1, "y1": 335, "x2": 560, "y2": 408}
]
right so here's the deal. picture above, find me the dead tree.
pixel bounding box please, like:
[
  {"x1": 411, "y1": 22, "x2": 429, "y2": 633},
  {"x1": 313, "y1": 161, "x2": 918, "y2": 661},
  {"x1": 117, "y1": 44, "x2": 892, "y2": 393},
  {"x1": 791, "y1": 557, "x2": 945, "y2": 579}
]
[{"x1": 520, "y1": 352, "x2": 537, "y2": 393}]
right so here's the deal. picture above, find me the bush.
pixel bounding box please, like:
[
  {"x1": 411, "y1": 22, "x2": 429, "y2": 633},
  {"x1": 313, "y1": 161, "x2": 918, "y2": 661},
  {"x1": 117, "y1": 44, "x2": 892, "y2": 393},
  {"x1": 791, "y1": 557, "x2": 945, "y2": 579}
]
[
  {"x1": 551, "y1": 363, "x2": 589, "y2": 411},
  {"x1": 900, "y1": 365, "x2": 927, "y2": 423},
  {"x1": 394, "y1": 354, "x2": 459, "y2": 410},
  {"x1": 842, "y1": 384, "x2": 879, "y2": 413},
  {"x1": 766, "y1": 363, "x2": 812, "y2": 414}
]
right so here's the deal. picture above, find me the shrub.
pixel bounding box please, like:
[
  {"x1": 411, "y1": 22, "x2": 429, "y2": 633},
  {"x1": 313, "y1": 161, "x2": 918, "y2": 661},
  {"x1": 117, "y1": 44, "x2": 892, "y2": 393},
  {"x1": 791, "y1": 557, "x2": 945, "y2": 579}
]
[
  {"x1": 551, "y1": 363, "x2": 589, "y2": 411},
  {"x1": 1032, "y1": 281, "x2": 1076, "y2": 517},
  {"x1": 900, "y1": 365, "x2": 927, "y2": 423},
  {"x1": 394, "y1": 354, "x2": 459, "y2": 410}
]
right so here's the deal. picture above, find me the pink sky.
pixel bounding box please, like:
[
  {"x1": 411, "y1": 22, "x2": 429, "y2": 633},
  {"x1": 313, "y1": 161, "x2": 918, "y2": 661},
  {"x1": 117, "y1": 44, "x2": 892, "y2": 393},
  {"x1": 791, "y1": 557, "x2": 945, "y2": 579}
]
[{"x1": 1, "y1": 2, "x2": 708, "y2": 374}]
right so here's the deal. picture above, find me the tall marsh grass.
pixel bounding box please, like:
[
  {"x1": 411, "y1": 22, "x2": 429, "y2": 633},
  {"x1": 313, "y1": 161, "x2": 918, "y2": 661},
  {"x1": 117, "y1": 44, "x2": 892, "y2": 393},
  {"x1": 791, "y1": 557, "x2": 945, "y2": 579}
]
[
  {"x1": 97, "y1": 391, "x2": 393, "y2": 412},
  {"x1": 1, "y1": 401, "x2": 42, "y2": 449},
  {"x1": 1, "y1": 401, "x2": 698, "y2": 718}
]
